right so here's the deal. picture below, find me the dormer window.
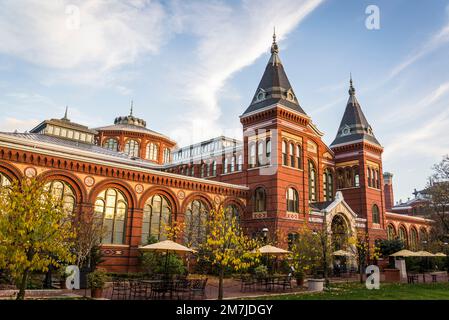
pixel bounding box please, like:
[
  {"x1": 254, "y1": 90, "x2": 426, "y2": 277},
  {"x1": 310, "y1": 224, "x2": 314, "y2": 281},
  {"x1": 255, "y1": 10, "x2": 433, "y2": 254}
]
[{"x1": 342, "y1": 125, "x2": 351, "y2": 136}]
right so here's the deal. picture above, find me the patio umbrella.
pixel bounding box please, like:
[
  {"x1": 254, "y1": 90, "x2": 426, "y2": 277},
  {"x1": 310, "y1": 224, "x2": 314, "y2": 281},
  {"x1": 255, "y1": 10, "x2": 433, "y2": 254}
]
[
  {"x1": 415, "y1": 251, "x2": 435, "y2": 257},
  {"x1": 139, "y1": 240, "x2": 194, "y2": 276},
  {"x1": 390, "y1": 249, "x2": 419, "y2": 257},
  {"x1": 332, "y1": 250, "x2": 354, "y2": 256},
  {"x1": 434, "y1": 252, "x2": 447, "y2": 257},
  {"x1": 252, "y1": 245, "x2": 291, "y2": 274}
]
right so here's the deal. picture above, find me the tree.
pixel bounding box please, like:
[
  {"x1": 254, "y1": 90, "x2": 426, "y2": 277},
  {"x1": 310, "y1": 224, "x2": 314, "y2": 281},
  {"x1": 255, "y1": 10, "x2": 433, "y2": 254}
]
[
  {"x1": 0, "y1": 178, "x2": 75, "y2": 300},
  {"x1": 289, "y1": 226, "x2": 321, "y2": 277},
  {"x1": 198, "y1": 206, "x2": 261, "y2": 300},
  {"x1": 348, "y1": 232, "x2": 380, "y2": 283}
]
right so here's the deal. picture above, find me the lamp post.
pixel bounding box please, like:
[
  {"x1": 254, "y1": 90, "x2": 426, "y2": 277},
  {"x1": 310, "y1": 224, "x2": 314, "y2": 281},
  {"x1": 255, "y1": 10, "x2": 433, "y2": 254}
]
[{"x1": 262, "y1": 227, "x2": 269, "y2": 244}]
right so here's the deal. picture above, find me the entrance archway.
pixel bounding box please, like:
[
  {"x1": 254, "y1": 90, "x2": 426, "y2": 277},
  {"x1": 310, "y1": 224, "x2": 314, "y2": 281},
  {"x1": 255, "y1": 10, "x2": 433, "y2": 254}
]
[{"x1": 331, "y1": 214, "x2": 349, "y2": 251}]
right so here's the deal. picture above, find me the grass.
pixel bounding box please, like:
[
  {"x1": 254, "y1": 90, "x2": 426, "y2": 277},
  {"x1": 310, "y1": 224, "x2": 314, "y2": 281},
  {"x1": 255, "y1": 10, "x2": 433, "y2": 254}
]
[{"x1": 253, "y1": 282, "x2": 449, "y2": 300}]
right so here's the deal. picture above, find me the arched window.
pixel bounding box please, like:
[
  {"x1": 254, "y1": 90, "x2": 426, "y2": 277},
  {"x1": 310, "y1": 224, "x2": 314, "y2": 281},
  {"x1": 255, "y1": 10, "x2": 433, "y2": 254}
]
[
  {"x1": 345, "y1": 168, "x2": 352, "y2": 188},
  {"x1": 141, "y1": 194, "x2": 172, "y2": 244},
  {"x1": 286, "y1": 187, "x2": 299, "y2": 213},
  {"x1": 308, "y1": 161, "x2": 317, "y2": 202},
  {"x1": 146, "y1": 143, "x2": 158, "y2": 161},
  {"x1": 387, "y1": 224, "x2": 396, "y2": 240},
  {"x1": 94, "y1": 188, "x2": 128, "y2": 244},
  {"x1": 323, "y1": 169, "x2": 333, "y2": 201},
  {"x1": 249, "y1": 144, "x2": 256, "y2": 168},
  {"x1": 254, "y1": 187, "x2": 266, "y2": 212},
  {"x1": 225, "y1": 204, "x2": 240, "y2": 226},
  {"x1": 103, "y1": 138, "x2": 118, "y2": 151},
  {"x1": 289, "y1": 143, "x2": 295, "y2": 167},
  {"x1": 45, "y1": 180, "x2": 76, "y2": 214},
  {"x1": 231, "y1": 156, "x2": 236, "y2": 172},
  {"x1": 200, "y1": 163, "x2": 206, "y2": 177},
  {"x1": 419, "y1": 228, "x2": 428, "y2": 242},
  {"x1": 163, "y1": 148, "x2": 171, "y2": 164},
  {"x1": 337, "y1": 169, "x2": 344, "y2": 189},
  {"x1": 372, "y1": 204, "x2": 380, "y2": 224},
  {"x1": 376, "y1": 169, "x2": 380, "y2": 189},
  {"x1": 223, "y1": 158, "x2": 229, "y2": 174},
  {"x1": 410, "y1": 228, "x2": 418, "y2": 250},
  {"x1": 367, "y1": 168, "x2": 371, "y2": 187},
  {"x1": 282, "y1": 141, "x2": 288, "y2": 166},
  {"x1": 398, "y1": 226, "x2": 407, "y2": 247},
  {"x1": 296, "y1": 145, "x2": 302, "y2": 169},
  {"x1": 0, "y1": 172, "x2": 11, "y2": 187},
  {"x1": 266, "y1": 140, "x2": 271, "y2": 163},
  {"x1": 237, "y1": 155, "x2": 243, "y2": 171},
  {"x1": 212, "y1": 161, "x2": 217, "y2": 176},
  {"x1": 184, "y1": 200, "x2": 208, "y2": 247},
  {"x1": 124, "y1": 139, "x2": 139, "y2": 157},
  {"x1": 258, "y1": 141, "x2": 264, "y2": 166},
  {"x1": 206, "y1": 162, "x2": 210, "y2": 177},
  {"x1": 354, "y1": 167, "x2": 360, "y2": 187},
  {"x1": 371, "y1": 169, "x2": 376, "y2": 188},
  {"x1": 190, "y1": 165, "x2": 195, "y2": 177}
]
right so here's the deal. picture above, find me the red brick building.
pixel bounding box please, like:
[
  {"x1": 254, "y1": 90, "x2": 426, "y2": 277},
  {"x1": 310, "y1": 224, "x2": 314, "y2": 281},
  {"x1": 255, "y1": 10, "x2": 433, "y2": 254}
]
[{"x1": 0, "y1": 34, "x2": 431, "y2": 272}]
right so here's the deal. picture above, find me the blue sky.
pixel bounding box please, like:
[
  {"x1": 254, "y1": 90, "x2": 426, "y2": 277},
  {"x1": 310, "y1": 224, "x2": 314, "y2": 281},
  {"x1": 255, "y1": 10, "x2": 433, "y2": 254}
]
[{"x1": 1, "y1": 0, "x2": 449, "y2": 203}]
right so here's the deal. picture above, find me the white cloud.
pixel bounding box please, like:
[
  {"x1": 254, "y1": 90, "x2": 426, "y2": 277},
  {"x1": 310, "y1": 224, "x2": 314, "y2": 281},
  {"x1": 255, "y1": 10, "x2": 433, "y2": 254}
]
[
  {"x1": 167, "y1": 0, "x2": 323, "y2": 145},
  {"x1": 0, "y1": 117, "x2": 40, "y2": 133},
  {"x1": 0, "y1": 0, "x2": 167, "y2": 88}
]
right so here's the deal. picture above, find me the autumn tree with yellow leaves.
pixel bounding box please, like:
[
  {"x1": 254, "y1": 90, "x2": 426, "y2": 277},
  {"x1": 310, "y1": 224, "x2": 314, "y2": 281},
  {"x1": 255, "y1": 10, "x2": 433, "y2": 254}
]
[
  {"x1": 198, "y1": 206, "x2": 261, "y2": 300},
  {"x1": 348, "y1": 231, "x2": 380, "y2": 283},
  {"x1": 0, "y1": 178, "x2": 76, "y2": 300}
]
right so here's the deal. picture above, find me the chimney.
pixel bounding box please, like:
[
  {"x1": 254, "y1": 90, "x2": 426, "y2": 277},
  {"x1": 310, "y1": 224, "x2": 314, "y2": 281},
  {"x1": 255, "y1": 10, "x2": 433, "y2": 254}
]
[{"x1": 383, "y1": 172, "x2": 394, "y2": 211}]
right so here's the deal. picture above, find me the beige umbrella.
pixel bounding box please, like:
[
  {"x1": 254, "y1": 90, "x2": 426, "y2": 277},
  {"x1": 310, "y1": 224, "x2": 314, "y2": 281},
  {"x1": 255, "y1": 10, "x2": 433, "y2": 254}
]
[
  {"x1": 252, "y1": 245, "x2": 291, "y2": 255},
  {"x1": 434, "y1": 252, "x2": 447, "y2": 257},
  {"x1": 390, "y1": 249, "x2": 418, "y2": 257},
  {"x1": 415, "y1": 251, "x2": 435, "y2": 257},
  {"x1": 139, "y1": 240, "x2": 194, "y2": 276},
  {"x1": 332, "y1": 250, "x2": 354, "y2": 257}
]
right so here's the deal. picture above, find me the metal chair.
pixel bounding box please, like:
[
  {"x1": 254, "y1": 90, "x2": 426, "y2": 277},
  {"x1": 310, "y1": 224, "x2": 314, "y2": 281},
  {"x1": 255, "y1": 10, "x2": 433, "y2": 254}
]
[
  {"x1": 240, "y1": 275, "x2": 256, "y2": 292},
  {"x1": 189, "y1": 278, "x2": 207, "y2": 300},
  {"x1": 129, "y1": 279, "x2": 149, "y2": 300},
  {"x1": 111, "y1": 279, "x2": 130, "y2": 300}
]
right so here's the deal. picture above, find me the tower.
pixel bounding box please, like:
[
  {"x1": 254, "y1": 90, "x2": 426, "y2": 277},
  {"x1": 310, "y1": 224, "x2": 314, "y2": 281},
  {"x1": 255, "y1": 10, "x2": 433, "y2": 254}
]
[
  {"x1": 383, "y1": 172, "x2": 394, "y2": 211},
  {"x1": 330, "y1": 77, "x2": 387, "y2": 240},
  {"x1": 240, "y1": 31, "x2": 333, "y2": 243}
]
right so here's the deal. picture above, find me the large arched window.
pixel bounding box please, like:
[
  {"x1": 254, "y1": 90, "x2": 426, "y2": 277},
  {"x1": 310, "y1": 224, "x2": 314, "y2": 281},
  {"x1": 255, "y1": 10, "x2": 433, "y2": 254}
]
[
  {"x1": 223, "y1": 158, "x2": 229, "y2": 174},
  {"x1": 296, "y1": 145, "x2": 302, "y2": 169},
  {"x1": 308, "y1": 161, "x2": 317, "y2": 202},
  {"x1": 282, "y1": 141, "x2": 288, "y2": 166},
  {"x1": 237, "y1": 155, "x2": 243, "y2": 171},
  {"x1": 231, "y1": 156, "x2": 236, "y2": 172},
  {"x1": 387, "y1": 224, "x2": 396, "y2": 240},
  {"x1": 289, "y1": 143, "x2": 295, "y2": 167},
  {"x1": 323, "y1": 169, "x2": 333, "y2": 201},
  {"x1": 258, "y1": 141, "x2": 264, "y2": 166},
  {"x1": 146, "y1": 143, "x2": 158, "y2": 161},
  {"x1": 249, "y1": 144, "x2": 256, "y2": 168},
  {"x1": 337, "y1": 169, "x2": 344, "y2": 189},
  {"x1": 372, "y1": 204, "x2": 380, "y2": 224},
  {"x1": 103, "y1": 138, "x2": 118, "y2": 151},
  {"x1": 124, "y1": 139, "x2": 139, "y2": 157},
  {"x1": 212, "y1": 161, "x2": 217, "y2": 176},
  {"x1": 398, "y1": 226, "x2": 407, "y2": 247},
  {"x1": 141, "y1": 194, "x2": 172, "y2": 244},
  {"x1": 254, "y1": 187, "x2": 266, "y2": 212},
  {"x1": 409, "y1": 228, "x2": 418, "y2": 250},
  {"x1": 266, "y1": 140, "x2": 271, "y2": 164},
  {"x1": 94, "y1": 188, "x2": 128, "y2": 244},
  {"x1": 286, "y1": 187, "x2": 299, "y2": 213},
  {"x1": 184, "y1": 200, "x2": 209, "y2": 247},
  {"x1": 0, "y1": 172, "x2": 11, "y2": 187},
  {"x1": 45, "y1": 180, "x2": 76, "y2": 214},
  {"x1": 354, "y1": 167, "x2": 360, "y2": 187}
]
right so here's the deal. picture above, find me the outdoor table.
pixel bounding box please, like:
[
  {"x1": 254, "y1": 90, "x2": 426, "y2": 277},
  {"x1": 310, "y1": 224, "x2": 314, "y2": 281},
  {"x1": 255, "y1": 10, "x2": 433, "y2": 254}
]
[{"x1": 142, "y1": 279, "x2": 183, "y2": 299}]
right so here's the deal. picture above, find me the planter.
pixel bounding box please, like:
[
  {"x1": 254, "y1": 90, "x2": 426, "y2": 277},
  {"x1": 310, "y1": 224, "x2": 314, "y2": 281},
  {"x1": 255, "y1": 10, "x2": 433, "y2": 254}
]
[
  {"x1": 307, "y1": 279, "x2": 325, "y2": 292},
  {"x1": 383, "y1": 268, "x2": 400, "y2": 282},
  {"x1": 60, "y1": 280, "x2": 66, "y2": 289},
  {"x1": 91, "y1": 288, "x2": 103, "y2": 299},
  {"x1": 295, "y1": 277, "x2": 304, "y2": 287}
]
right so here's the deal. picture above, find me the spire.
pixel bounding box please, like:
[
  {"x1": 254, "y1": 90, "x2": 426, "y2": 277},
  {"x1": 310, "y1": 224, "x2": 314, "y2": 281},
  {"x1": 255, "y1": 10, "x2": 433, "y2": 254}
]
[
  {"x1": 242, "y1": 30, "x2": 306, "y2": 116},
  {"x1": 330, "y1": 77, "x2": 381, "y2": 148},
  {"x1": 61, "y1": 106, "x2": 70, "y2": 121},
  {"x1": 130, "y1": 100, "x2": 134, "y2": 116}
]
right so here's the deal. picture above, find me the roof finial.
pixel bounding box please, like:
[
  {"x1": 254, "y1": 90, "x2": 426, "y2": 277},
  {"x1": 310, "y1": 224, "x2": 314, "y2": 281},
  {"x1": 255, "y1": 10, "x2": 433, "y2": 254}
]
[
  {"x1": 62, "y1": 106, "x2": 69, "y2": 121},
  {"x1": 349, "y1": 73, "x2": 355, "y2": 96},
  {"x1": 271, "y1": 26, "x2": 279, "y2": 55},
  {"x1": 130, "y1": 100, "x2": 134, "y2": 116}
]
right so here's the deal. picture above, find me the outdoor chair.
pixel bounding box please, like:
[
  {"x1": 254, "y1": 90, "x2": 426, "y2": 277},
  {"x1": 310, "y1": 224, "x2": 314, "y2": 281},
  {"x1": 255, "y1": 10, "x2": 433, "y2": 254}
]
[
  {"x1": 111, "y1": 279, "x2": 130, "y2": 300},
  {"x1": 240, "y1": 275, "x2": 256, "y2": 292},
  {"x1": 149, "y1": 281, "x2": 169, "y2": 300},
  {"x1": 173, "y1": 279, "x2": 191, "y2": 300},
  {"x1": 273, "y1": 276, "x2": 292, "y2": 291},
  {"x1": 189, "y1": 278, "x2": 207, "y2": 300}
]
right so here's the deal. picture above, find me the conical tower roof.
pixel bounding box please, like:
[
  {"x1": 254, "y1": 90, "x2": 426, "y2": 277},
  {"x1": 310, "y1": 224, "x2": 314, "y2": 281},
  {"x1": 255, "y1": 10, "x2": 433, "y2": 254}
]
[
  {"x1": 242, "y1": 31, "x2": 306, "y2": 116},
  {"x1": 330, "y1": 77, "x2": 381, "y2": 147}
]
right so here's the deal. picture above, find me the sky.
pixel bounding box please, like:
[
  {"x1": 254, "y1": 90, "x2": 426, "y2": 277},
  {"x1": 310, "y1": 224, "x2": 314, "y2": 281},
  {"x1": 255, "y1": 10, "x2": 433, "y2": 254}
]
[{"x1": 1, "y1": 0, "x2": 449, "y2": 203}]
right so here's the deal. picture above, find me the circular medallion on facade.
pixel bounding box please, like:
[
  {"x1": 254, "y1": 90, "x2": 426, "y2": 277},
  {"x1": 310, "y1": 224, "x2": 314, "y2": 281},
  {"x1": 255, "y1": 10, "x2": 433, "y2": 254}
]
[
  {"x1": 24, "y1": 167, "x2": 37, "y2": 178},
  {"x1": 177, "y1": 190, "x2": 185, "y2": 200},
  {"x1": 214, "y1": 196, "x2": 221, "y2": 205},
  {"x1": 135, "y1": 184, "x2": 144, "y2": 194},
  {"x1": 84, "y1": 176, "x2": 95, "y2": 187}
]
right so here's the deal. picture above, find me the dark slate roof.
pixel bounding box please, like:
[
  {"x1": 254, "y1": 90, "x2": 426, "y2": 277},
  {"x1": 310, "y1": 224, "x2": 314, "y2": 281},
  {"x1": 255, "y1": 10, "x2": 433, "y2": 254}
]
[
  {"x1": 310, "y1": 201, "x2": 334, "y2": 211},
  {"x1": 242, "y1": 34, "x2": 306, "y2": 116},
  {"x1": 330, "y1": 79, "x2": 381, "y2": 147}
]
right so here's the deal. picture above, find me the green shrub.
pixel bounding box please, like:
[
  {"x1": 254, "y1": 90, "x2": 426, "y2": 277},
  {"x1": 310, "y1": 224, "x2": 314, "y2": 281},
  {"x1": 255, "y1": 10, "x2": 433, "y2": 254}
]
[
  {"x1": 140, "y1": 252, "x2": 186, "y2": 275},
  {"x1": 254, "y1": 265, "x2": 268, "y2": 278},
  {"x1": 87, "y1": 268, "x2": 108, "y2": 289}
]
